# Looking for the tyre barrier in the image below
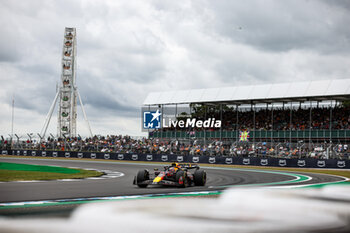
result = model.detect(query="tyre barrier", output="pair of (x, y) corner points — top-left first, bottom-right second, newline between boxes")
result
(2, 150), (350, 169)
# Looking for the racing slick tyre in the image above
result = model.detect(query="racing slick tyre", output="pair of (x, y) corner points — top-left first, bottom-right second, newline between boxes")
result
(175, 170), (187, 188)
(194, 169), (206, 186)
(136, 169), (149, 188)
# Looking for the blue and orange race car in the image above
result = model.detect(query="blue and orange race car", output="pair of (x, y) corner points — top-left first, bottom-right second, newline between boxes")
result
(133, 163), (206, 188)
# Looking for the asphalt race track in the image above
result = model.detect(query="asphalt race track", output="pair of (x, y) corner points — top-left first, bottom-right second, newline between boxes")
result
(0, 157), (346, 204)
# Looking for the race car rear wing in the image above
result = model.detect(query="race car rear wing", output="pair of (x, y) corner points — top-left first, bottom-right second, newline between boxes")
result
(180, 163), (200, 169)
(164, 163), (200, 170)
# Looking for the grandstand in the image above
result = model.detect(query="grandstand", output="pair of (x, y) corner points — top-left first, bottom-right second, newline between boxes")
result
(144, 79), (350, 145)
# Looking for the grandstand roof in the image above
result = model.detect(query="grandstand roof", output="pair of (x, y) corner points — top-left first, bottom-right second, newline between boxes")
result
(143, 79), (350, 105)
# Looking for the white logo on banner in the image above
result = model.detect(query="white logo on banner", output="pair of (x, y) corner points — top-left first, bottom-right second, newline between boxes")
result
(243, 158), (250, 165)
(91, 153), (96, 159)
(65, 152), (70, 158)
(53, 152), (58, 157)
(279, 159), (287, 167)
(161, 155), (168, 162)
(260, 159), (268, 166)
(192, 157), (199, 163)
(177, 156), (183, 162)
(297, 160), (306, 167)
(23, 151), (27, 156)
(317, 160), (326, 167)
(31, 151), (36, 156)
(225, 157), (233, 164)
(146, 155), (153, 161)
(118, 154), (124, 160)
(77, 153), (83, 158)
(42, 151), (46, 157)
(337, 161), (346, 168)
(209, 157), (216, 164)
(132, 154), (138, 160)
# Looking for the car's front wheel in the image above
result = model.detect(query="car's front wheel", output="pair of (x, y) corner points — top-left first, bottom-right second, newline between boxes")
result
(194, 169), (206, 186)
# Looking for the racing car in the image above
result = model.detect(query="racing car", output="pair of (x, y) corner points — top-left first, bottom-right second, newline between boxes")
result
(133, 162), (206, 188)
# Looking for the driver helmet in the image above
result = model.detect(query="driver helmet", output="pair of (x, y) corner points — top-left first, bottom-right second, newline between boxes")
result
(168, 167), (176, 176)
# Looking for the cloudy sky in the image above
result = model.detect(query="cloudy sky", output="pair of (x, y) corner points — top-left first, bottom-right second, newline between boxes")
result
(0, 0), (349, 138)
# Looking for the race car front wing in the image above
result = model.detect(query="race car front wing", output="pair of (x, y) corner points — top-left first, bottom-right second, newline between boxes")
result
(133, 177), (182, 187)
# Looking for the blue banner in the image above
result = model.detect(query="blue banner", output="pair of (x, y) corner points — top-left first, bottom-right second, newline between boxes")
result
(6, 150), (350, 169)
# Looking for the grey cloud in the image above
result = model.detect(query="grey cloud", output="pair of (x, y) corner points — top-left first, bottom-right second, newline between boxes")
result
(80, 91), (139, 118)
(77, 77), (139, 118)
(0, 42), (20, 62)
(206, 0), (350, 54)
(322, 0), (350, 11)
(10, 86), (57, 114)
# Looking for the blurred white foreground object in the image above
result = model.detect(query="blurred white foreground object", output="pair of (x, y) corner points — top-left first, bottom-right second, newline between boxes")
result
(1, 186), (350, 233)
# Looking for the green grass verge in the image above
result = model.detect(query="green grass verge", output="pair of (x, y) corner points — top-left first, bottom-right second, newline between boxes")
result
(0, 162), (103, 181)
(0, 162), (80, 174)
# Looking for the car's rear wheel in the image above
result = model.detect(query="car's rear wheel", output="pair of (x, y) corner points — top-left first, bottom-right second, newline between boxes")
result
(137, 169), (149, 188)
(176, 170), (187, 188)
(194, 169), (206, 186)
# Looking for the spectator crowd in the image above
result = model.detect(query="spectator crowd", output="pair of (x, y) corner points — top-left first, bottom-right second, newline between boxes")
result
(1, 105), (349, 159)
(4, 134), (350, 160)
(188, 105), (350, 131)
